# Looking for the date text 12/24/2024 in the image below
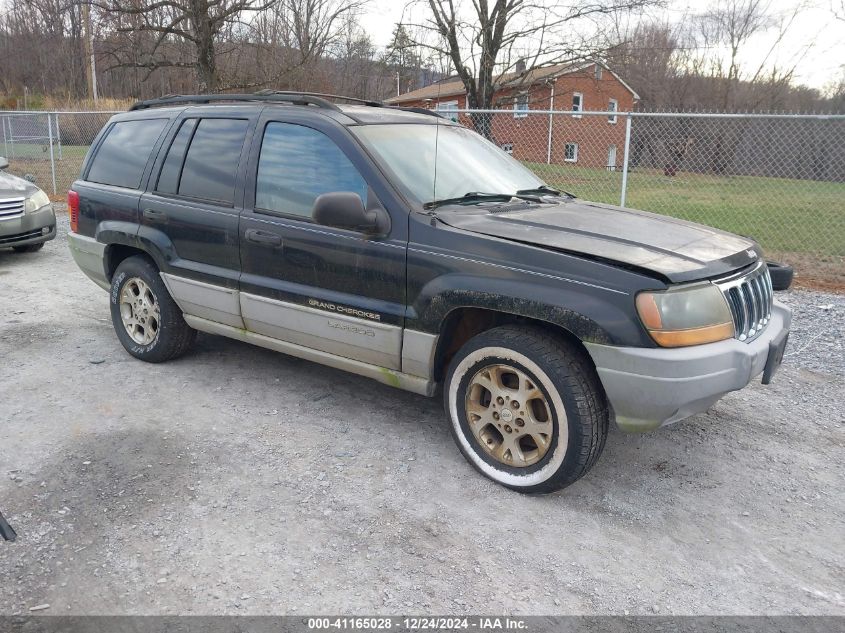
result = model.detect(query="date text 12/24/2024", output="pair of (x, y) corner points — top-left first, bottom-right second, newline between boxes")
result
(307, 617), (529, 630)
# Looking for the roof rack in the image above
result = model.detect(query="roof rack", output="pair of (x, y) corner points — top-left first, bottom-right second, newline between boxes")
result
(129, 91), (450, 122)
(389, 106), (446, 119)
(129, 91), (346, 111)
(254, 90), (385, 108)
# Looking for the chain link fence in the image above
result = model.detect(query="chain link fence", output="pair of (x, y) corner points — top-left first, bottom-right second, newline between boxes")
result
(1, 108), (843, 287)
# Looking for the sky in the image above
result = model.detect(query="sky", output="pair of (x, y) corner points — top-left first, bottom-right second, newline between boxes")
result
(357, 0), (845, 92)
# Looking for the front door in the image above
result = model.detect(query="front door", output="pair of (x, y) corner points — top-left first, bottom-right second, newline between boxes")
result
(238, 113), (407, 370)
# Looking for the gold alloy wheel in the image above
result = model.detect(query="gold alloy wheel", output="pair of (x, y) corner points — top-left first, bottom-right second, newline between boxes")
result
(465, 363), (554, 467)
(119, 277), (161, 346)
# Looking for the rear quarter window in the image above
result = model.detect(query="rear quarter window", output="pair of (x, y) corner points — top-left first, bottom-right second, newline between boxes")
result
(86, 119), (168, 189)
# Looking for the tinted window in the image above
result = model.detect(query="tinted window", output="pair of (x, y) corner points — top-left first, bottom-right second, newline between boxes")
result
(156, 118), (197, 194)
(179, 118), (249, 205)
(87, 119), (167, 189)
(256, 123), (367, 218)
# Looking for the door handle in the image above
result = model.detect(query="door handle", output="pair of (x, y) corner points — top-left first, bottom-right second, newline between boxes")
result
(245, 228), (282, 247)
(143, 208), (168, 223)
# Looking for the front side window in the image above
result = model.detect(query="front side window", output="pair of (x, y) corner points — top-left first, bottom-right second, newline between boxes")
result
(87, 118), (167, 189)
(255, 122), (367, 218)
(178, 118), (249, 205)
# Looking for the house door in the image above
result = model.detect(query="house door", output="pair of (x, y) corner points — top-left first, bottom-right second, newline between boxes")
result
(607, 145), (617, 171)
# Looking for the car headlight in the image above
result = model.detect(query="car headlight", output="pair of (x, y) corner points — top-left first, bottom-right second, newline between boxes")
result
(636, 283), (734, 347)
(24, 190), (51, 214)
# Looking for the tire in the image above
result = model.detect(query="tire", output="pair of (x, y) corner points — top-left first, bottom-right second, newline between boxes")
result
(109, 255), (196, 363)
(767, 261), (793, 291)
(444, 325), (608, 494)
(12, 242), (44, 253)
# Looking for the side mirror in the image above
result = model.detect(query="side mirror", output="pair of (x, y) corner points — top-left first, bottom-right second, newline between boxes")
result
(312, 190), (390, 235)
(0, 157), (8, 170)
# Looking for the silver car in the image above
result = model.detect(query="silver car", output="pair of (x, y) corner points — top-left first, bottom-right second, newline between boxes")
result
(0, 156), (56, 253)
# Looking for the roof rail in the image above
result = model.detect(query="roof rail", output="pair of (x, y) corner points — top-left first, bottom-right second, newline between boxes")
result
(129, 91), (345, 112)
(254, 90), (384, 108)
(389, 106), (446, 119)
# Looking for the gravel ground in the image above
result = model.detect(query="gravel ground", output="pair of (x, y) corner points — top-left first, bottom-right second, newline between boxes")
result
(1, 213), (843, 616)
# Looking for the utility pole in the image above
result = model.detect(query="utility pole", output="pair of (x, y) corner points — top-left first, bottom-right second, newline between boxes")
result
(396, 71), (400, 97)
(83, 2), (98, 101)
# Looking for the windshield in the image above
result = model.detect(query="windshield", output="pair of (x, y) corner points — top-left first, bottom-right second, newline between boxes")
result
(352, 123), (546, 207)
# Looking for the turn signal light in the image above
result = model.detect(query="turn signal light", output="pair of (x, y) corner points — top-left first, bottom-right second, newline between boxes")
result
(68, 190), (80, 233)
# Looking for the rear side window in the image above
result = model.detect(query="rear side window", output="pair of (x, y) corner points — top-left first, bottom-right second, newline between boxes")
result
(156, 118), (198, 195)
(255, 122), (367, 218)
(87, 119), (167, 189)
(177, 118), (249, 205)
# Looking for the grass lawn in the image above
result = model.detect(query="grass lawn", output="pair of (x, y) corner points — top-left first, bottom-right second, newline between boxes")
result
(3, 145), (842, 261)
(524, 162), (845, 258)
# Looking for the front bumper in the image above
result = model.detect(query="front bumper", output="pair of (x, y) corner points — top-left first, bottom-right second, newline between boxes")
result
(0, 205), (56, 248)
(585, 300), (792, 432)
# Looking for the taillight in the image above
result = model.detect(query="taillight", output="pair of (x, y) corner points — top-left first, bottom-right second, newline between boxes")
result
(68, 190), (80, 233)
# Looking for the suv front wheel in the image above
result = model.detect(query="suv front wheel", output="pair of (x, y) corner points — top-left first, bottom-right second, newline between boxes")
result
(110, 256), (196, 363)
(444, 326), (608, 493)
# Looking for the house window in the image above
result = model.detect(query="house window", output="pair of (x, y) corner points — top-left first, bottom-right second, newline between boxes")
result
(436, 100), (459, 120)
(595, 65), (603, 80)
(572, 93), (582, 118)
(565, 143), (578, 163)
(608, 98), (618, 124)
(501, 143), (514, 155)
(513, 93), (529, 118)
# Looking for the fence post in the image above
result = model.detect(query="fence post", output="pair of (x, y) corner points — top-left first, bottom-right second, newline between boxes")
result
(55, 113), (63, 160)
(47, 113), (57, 195)
(620, 113), (632, 207)
(5, 117), (13, 159)
(2, 115), (6, 158)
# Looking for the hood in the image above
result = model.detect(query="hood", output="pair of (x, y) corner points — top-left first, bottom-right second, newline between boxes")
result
(0, 170), (40, 198)
(435, 198), (761, 284)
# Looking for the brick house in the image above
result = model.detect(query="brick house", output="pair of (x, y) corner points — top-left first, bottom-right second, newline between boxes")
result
(384, 61), (639, 169)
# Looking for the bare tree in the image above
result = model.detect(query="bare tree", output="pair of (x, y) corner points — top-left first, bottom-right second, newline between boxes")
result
(408, 0), (656, 111)
(96, 0), (276, 92)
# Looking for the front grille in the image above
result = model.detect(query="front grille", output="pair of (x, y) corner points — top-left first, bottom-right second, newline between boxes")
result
(0, 197), (25, 220)
(715, 261), (773, 342)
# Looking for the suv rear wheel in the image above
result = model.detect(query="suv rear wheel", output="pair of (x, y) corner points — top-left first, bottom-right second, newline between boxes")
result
(444, 325), (608, 493)
(110, 256), (196, 363)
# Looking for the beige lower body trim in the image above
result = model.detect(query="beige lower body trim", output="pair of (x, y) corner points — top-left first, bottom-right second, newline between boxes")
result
(161, 273), (244, 329)
(67, 233), (110, 291)
(240, 292), (401, 370)
(183, 314), (435, 397)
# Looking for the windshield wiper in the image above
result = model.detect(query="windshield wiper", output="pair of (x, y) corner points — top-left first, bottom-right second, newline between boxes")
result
(424, 191), (540, 211)
(516, 185), (573, 198)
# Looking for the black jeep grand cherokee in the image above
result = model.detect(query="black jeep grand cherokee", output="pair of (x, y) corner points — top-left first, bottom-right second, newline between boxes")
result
(68, 92), (791, 493)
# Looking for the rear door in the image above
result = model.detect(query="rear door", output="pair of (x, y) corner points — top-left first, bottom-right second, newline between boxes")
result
(238, 112), (408, 370)
(76, 116), (170, 239)
(139, 109), (257, 327)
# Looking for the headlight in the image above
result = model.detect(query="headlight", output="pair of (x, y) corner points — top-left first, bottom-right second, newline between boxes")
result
(636, 283), (734, 347)
(24, 190), (51, 214)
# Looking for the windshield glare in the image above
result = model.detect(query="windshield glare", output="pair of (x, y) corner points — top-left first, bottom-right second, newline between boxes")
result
(352, 123), (545, 207)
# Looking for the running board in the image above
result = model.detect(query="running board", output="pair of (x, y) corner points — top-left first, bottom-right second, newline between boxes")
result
(183, 314), (436, 397)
